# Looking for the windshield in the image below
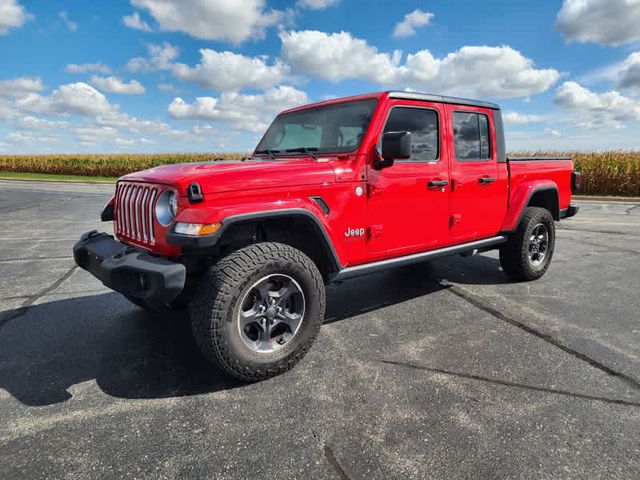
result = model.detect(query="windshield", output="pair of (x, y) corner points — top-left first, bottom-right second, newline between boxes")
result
(255, 99), (378, 156)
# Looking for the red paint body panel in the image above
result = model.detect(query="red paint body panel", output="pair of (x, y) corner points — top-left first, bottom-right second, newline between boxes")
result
(114, 91), (575, 269)
(501, 159), (574, 232)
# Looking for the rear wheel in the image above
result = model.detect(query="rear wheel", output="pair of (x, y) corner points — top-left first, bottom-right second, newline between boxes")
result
(500, 207), (555, 281)
(190, 242), (325, 381)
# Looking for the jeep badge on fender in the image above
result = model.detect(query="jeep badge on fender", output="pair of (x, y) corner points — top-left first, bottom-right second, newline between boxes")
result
(73, 91), (579, 382)
(344, 227), (365, 238)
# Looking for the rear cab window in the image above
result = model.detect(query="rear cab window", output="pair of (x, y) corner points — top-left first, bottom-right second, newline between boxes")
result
(453, 111), (491, 161)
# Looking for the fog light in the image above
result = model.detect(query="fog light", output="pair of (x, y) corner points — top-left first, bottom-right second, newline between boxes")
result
(174, 222), (221, 236)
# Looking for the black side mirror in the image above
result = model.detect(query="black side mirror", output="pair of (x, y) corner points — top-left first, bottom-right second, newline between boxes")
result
(375, 131), (411, 169)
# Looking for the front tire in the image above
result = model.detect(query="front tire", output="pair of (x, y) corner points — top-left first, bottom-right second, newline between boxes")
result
(500, 207), (555, 281)
(190, 242), (325, 381)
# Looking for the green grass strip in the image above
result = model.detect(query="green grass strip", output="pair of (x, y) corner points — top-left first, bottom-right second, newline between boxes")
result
(0, 171), (117, 183)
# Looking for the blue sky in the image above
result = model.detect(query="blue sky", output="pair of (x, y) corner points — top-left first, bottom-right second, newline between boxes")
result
(1, 0), (640, 154)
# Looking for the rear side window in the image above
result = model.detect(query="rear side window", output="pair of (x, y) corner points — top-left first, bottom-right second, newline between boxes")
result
(383, 107), (439, 162)
(453, 112), (491, 161)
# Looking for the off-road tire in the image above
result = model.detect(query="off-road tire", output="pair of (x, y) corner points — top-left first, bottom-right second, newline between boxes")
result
(190, 242), (325, 381)
(500, 207), (555, 281)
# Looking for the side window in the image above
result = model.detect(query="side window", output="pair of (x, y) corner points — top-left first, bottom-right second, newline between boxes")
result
(383, 107), (439, 162)
(453, 111), (491, 161)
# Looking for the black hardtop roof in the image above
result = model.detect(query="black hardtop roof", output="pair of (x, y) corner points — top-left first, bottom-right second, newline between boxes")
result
(387, 91), (500, 110)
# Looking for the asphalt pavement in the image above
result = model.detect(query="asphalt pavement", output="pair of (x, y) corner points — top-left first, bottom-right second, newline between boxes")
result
(1, 179), (639, 479)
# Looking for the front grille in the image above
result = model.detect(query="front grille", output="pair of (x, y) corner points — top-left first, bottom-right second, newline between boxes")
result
(115, 182), (159, 246)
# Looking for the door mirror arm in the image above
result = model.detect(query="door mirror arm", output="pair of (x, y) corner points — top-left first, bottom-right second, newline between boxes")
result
(374, 131), (412, 170)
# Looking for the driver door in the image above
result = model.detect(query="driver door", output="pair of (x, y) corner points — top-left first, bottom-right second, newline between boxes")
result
(366, 101), (451, 255)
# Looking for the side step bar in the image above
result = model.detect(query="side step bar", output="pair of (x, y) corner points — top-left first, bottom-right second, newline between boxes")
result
(331, 236), (507, 282)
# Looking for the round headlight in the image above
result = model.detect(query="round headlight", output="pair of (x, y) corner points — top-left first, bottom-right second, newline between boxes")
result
(155, 189), (177, 226)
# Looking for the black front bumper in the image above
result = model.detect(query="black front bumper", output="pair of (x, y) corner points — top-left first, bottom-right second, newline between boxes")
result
(73, 231), (186, 309)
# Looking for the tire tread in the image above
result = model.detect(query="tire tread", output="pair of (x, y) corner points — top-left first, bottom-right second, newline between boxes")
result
(190, 242), (325, 381)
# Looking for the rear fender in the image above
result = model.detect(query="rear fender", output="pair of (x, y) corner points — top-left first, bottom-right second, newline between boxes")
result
(501, 180), (559, 232)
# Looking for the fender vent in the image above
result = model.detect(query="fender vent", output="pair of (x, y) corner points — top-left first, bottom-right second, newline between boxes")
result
(310, 196), (330, 216)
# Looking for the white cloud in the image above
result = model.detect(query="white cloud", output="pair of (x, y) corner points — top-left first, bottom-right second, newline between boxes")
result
(90, 76), (145, 95)
(0, 101), (15, 120)
(297, 0), (339, 10)
(59, 11), (78, 31)
(115, 137), (153, 147)
(280, 30), (559, 98)
(95, 111), (171, 134)
(168, 85), (308, 132)
(280, 30), (402, 84)
(15, 82), (115, 116)
(65, 63), (111, 74)
(556, 0), (640, 46)
(503, 112), (544, 125)
(172, 49), (288, 91)
(157, 83), (176, 93)
(393, 9), (433, 38)
(554, 81), (640, 128)
(73, 126), (118, 143)
(18, 115), (68, 130)
(122, 11), (152, 32)
(127, 43), (287, 92)
(0, 76), (43, 98)
(615, 52), (640, 93)
(7, 131), (59, 144)
(545, 128), (562, 138)
(128, 0), (286, 43)
(127, 42), (179, 72)
(0, 0), (31, 35)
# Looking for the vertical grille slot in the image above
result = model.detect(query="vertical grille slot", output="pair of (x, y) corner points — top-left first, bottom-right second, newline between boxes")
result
(148, 188), (157, 244)
(114, 182), (159, 247)
(141, 187), (149, 242)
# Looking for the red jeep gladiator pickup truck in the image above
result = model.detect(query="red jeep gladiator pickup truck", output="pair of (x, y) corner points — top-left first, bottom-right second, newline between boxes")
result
(74, 91), (580, 381)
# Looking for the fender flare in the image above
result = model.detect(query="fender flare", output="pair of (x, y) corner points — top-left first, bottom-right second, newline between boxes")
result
(501, 183), (559, 233)
(167, 207), (343, 271)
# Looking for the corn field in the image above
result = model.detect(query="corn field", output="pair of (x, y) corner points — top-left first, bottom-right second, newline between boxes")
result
(0, 153), (248, 178)
(512, 152), (640, 196)
(0, 151), (639, 196)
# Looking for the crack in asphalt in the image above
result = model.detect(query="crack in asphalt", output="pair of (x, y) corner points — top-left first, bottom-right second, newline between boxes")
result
(379, 360), (640, 408)
(323, 444), (351, 480)
(0, 265), (78, 330)
(442, 284), (640, 392)
(625, 205), (640, 215)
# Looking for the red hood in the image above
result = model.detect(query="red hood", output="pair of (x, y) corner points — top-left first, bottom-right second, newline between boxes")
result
(120, 158), (337, 195)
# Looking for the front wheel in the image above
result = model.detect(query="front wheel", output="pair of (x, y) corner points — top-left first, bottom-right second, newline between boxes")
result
(500, 207), (556, 281)
(190, 242), (325, 381)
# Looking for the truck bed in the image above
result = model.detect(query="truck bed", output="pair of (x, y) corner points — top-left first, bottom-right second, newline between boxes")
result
(504, 156), (575, 227)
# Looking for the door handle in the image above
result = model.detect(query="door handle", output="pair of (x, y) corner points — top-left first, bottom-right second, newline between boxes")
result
(478, 177), (496, 185)
(428, 180), (449, 189)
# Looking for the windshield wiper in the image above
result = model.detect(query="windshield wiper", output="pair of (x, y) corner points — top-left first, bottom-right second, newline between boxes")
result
(285, 147), (319, 160)
(254, 149), (281, 160)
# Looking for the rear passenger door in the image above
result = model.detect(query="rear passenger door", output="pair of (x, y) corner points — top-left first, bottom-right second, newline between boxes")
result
(448, 107), (505, 241)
